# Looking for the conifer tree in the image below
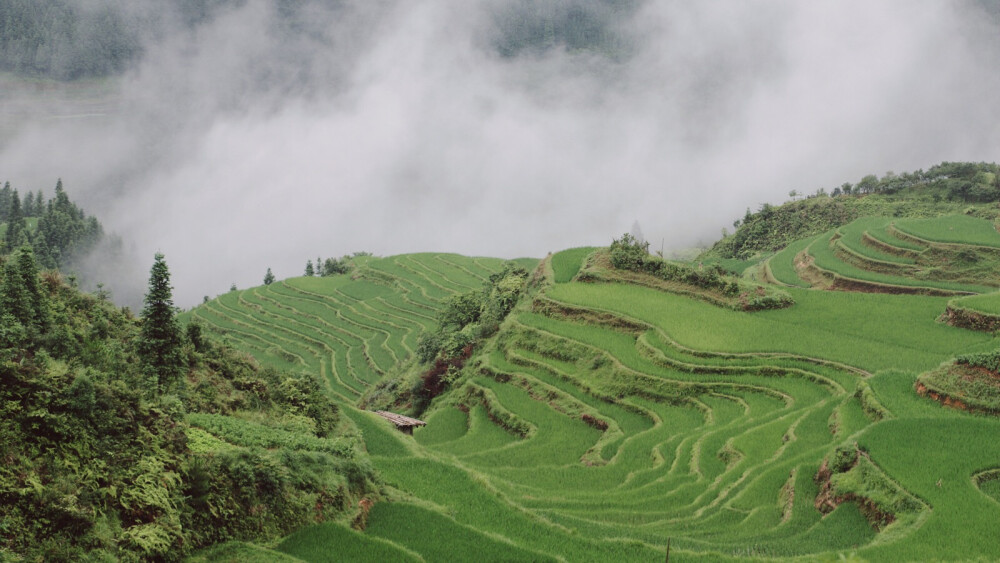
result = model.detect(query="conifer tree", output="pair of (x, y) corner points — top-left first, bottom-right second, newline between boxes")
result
(304, 260), (314, 277)
(138, 253), (184, 393)
(3, 190), (27, 251)
(21, 190), (34, 216)
(16, 248), (48, 331)
(54, 179), (71, 215)
(0, 258), (31, 328)
(0, 247), (47, 336)
(0, 182), (11, 221)
(264, 267), (275, 285)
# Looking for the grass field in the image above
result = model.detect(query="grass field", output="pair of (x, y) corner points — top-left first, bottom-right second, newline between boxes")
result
(189, 249), (1000, 561)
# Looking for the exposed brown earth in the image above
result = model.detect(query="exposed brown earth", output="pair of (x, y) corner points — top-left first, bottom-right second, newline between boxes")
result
(943, 306), (1000, 332)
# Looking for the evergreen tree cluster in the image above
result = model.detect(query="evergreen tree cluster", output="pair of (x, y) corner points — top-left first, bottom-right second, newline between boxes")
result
(0, 252), (372, 560)
(303, 251), (373, 278)
(0, 179), (105, 270)
(1, 0), (639, 81)
(490, 0), (637, 59)
(0, 248), (50, 348)
(0, 0), (140, 79)
(824, 162), (1000, 200)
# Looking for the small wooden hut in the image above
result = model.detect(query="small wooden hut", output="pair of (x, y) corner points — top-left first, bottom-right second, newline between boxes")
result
(373, 411), (427, 435)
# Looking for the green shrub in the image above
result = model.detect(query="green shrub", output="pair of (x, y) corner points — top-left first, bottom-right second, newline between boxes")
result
(609, 233), (650, 270)
(956, 349), (1000, 373)
(416, 332), (442, 364)
(831, 445), (858, 473)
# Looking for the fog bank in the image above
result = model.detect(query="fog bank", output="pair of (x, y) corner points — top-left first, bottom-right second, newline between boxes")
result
(1, 0), (999, 306)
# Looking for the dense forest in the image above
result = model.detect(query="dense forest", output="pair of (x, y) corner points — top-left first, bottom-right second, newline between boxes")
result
(0, 0), (140, 79)
(0, 0), (638, 80)
(489, 0), (637, 58)
(0, 180), (107, 272)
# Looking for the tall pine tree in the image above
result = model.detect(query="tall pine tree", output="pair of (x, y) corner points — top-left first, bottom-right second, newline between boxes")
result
(138, 253), (184, 393)
(16, 247), (48, 332)
(0, 182), (11, 221)
(3, 189), (27, 252)
(0, 247), (48, 343)
(0, 256), (31, 328)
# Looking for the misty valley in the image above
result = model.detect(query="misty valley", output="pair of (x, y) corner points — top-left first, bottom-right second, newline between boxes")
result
(3, 1), (1000, 562)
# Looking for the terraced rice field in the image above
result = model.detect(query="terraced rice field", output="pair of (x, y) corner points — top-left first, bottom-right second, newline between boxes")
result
(835, 217), (916, 265)
(189, 250), (1000, 561)
(809, 230), (991, 293)
(767, 216), (1000, 295)
(765, 234), (822, 287)
(949, 292), (1000, 316)
(894, 215), (1000, 248)
(551, 247), (597, 283)
(185, 254), (520, 402)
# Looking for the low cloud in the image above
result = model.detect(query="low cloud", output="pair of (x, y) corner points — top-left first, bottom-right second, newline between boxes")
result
(1, 0), (998, 306)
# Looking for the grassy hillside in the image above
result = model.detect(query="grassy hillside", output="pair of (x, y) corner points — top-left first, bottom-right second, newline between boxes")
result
(709, 162), (1000, 261)
(188, 245), (1000, 561)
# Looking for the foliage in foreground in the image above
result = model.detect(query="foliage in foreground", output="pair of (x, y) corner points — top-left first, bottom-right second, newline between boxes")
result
(0, 252), (373, 561)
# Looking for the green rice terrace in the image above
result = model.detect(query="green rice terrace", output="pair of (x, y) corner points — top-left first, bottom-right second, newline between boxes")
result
(183, 227), (1000, 561)
(764, 215), (1000, 295)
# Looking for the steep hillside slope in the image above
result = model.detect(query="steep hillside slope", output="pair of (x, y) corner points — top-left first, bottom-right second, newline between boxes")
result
(0, 250), (373, 561)
(190, 247), (1000, 561)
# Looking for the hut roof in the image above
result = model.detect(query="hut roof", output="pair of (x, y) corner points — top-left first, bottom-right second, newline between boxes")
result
(374, 410), (427, 428)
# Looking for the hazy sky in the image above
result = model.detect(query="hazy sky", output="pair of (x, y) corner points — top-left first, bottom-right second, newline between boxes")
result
(1, 0), (999, 306)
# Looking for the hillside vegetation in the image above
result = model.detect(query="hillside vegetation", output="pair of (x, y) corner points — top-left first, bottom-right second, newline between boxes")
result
(187, 230), (1000, 560)
(0, 250), (374, 561)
